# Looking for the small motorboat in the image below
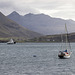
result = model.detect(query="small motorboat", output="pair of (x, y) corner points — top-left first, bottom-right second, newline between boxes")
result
(7, 38), (16, 44)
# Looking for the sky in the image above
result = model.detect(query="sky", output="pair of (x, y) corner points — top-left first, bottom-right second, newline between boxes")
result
(0, 0), (75, 20)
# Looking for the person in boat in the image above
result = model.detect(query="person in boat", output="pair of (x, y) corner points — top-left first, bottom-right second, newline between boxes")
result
(64, 50), (67, 52)
(59, 50), (68, 54)
(59, 50), (67, 53)
(63, 49), (68, 54)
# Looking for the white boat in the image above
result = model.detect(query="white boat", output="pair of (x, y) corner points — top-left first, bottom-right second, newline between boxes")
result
(58, 50), (72, 59)
(7, 38), (16, 44)
(58, 24), (72, 59)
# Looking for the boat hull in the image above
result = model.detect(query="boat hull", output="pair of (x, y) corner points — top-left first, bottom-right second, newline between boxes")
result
(7, 42), (15, 44)
(58, 52), (70, 59)
(58, 54), (70, 59)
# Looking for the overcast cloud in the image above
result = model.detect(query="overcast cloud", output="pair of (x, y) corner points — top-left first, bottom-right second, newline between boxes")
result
(0, 0), (75, 20)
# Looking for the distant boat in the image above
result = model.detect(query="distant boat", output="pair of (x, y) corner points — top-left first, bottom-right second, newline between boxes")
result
(58, 24), (72, 59)
(7, 38), (16, 44)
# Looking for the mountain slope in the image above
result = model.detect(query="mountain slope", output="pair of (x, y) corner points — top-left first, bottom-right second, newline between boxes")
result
(7, 11), (75, 35)
(0, 12), (41, 39)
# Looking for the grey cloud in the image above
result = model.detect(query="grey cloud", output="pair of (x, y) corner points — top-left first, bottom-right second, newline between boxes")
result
(0, 1), (14, 8)
(27, 0), (65, 10)
(0, 0), (75, 20)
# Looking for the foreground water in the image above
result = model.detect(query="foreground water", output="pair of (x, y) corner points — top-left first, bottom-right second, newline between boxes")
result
(0, 43), (75, 75)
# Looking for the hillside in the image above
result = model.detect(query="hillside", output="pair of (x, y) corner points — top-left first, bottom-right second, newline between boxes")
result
(0, 12), (42, 40)
(7, 11), (75, 35)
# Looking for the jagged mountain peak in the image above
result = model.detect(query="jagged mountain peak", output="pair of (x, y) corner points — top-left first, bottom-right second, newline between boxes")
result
(24, 13), (51, 17)
(8, 11), (20, 16)
(24, 13), (35, 17)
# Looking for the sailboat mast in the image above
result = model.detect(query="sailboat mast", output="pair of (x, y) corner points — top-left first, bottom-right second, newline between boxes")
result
(61, 33), (63, 51)
(65, 23), (71, 52)
(65, 24), (68, 44)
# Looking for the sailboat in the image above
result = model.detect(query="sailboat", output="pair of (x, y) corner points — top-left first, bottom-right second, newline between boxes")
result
(58, 24), (72, 59)
(7, 38), (16, 44)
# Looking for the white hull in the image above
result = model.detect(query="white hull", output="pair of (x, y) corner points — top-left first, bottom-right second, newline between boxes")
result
(64, 55), (70, 59)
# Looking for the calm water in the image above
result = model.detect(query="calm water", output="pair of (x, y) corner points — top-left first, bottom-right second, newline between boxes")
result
(0, 43), (75, 75)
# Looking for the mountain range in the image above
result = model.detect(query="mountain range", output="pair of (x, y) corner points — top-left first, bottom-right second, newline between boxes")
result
(7, 11), (75, 35)
(0, 12), (41, 39)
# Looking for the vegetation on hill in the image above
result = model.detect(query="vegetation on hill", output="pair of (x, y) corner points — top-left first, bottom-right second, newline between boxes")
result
(28, 33), (75, 42)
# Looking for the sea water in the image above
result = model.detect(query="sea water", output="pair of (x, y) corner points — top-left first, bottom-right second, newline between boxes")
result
(0, 43), (75, 75)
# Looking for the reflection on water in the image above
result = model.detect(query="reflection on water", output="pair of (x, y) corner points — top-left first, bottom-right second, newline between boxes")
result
(0, 43), (75, 75)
